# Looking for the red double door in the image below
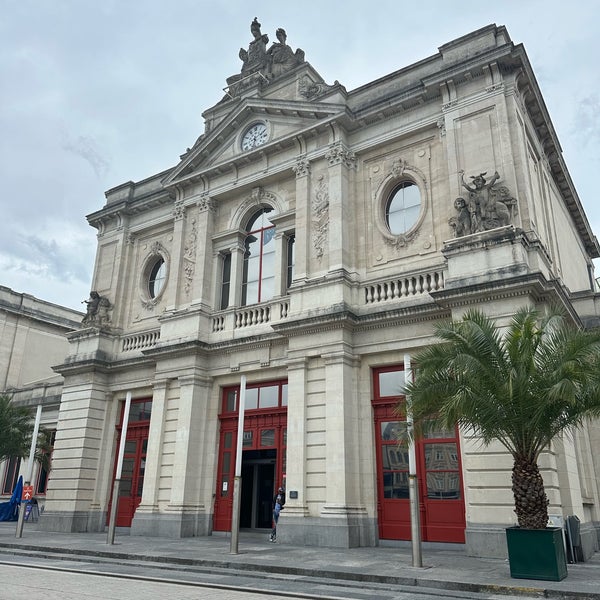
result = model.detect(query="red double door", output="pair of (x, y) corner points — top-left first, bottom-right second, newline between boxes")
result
(373, 400), (466, 543)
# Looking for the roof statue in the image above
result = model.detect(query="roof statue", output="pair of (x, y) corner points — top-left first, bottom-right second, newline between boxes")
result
(226, 18), (305, 97)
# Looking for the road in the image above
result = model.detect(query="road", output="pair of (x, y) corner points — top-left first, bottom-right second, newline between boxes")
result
(0, 554), (533, 600)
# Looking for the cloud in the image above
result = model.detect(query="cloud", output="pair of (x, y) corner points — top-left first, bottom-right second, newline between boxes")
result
(61, 133), (110, 178)
(573, 94), (600, 147)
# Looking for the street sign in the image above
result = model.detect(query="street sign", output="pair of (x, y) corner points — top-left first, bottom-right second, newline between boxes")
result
(22, 485), (34, 501)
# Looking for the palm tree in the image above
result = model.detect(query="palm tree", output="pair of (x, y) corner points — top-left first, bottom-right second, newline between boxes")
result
(0, 395), (33, 462)
(405, 308), (600, 529)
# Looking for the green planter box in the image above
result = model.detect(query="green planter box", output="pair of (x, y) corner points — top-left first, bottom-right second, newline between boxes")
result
(505, 526), (567, 581)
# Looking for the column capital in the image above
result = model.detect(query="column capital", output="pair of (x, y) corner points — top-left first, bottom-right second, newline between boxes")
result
(325, 142), (357, 170)
(292, 155), (311, 178)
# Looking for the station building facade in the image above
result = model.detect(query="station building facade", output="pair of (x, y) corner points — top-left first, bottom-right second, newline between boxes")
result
(40, 22), (600, 558)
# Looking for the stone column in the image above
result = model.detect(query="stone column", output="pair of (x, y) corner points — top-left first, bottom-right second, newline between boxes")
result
(190, 193), (218, 310)
(292, 155), (311, 281)
(229, 240), (245, 307)
(130, 379), (169, 536)
(39, 373), (112, 533)
(320, 348), (375, 547)
(325, 142), (356, 273)
(163, 372), (216, 537)
(165, 199), (187, 311)
(280, 358), (309, 522)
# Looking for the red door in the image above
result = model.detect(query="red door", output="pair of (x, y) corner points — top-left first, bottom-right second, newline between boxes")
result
(213, 381), (288, 532)
(373, 366), (466, 543)
(108, 398), (151, 527)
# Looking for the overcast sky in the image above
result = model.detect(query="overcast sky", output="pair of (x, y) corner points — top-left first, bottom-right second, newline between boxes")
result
(1, 1), (599, 311)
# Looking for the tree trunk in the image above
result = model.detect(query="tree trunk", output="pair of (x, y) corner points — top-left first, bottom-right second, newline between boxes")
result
(511, 455), (549, 529)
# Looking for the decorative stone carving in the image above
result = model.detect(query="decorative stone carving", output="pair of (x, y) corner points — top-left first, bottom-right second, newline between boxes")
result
(183, 217), (197, 297)
(226, 18), (305, 97)
(449, 170), (517, 237)
(298, 75), (342, 100)
(197, 193), (217, 213)
(391, 158), (406, 178)
(312, 175), (329, 260)
(325, 143), (357, 169)
(81, 291), (112, 327)
(172, 200), (185, 221)
(292, 155), (310, 178)
(267, 28), (305, 79)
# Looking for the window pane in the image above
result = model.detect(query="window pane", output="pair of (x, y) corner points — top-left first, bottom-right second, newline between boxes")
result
(245, 388), (258, 410)
(282, 384), (288, 406)
(261, 429), (275, 446)
(425, 443), (458, 470)
(380, 421), (405, 441)
(225, 390), (237, 412)
(222, 452), (230, 474)
(243, 430), (253, 447)
(220, 253), (231, 310)
(224, 431), (233, 448)
(426, 472), (461, 499)
(383, 471), (409, 499)
(149, 259), (166, 298)
(124, 440), (137, 454)
(382, 445), (409, 470)
(259, 385), (278, 408)
(378, 370), (405, 397)
(386, 182), (421, 235)
(287, 236), (295, 289)
(260, 276), (274, 301)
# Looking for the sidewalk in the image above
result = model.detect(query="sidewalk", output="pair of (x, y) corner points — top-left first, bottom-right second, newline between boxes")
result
(1, 522), (599, 599)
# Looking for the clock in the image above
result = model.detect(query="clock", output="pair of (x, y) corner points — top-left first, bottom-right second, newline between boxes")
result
(241, 122), (268, 151)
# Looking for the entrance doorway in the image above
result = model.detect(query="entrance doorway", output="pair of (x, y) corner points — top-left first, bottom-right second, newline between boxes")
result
(213, 380), (287, 532)
(372, 366), (466, 543)
(240, 449), (276, 529)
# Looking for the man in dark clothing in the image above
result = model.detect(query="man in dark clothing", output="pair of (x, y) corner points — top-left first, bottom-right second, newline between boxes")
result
(269, 486), (285, 542)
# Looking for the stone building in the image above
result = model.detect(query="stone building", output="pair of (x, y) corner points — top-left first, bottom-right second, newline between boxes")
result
(41, 22), (600, 558)
(0, 286), (81, 503)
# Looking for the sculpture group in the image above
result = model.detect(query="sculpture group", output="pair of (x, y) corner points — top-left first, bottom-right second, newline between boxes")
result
(450, 170), (516, 237)
(81, 291), (111, 326)
(227, 18), (305, 94)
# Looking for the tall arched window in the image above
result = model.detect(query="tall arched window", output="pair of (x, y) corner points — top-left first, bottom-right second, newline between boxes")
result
(242, 208), (275, 305)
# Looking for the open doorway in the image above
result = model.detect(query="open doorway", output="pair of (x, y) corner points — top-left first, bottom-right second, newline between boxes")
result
(240, 449), (275, 529)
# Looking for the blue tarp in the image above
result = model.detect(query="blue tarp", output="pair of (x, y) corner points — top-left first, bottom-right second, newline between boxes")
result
(0, 475), (22, 522)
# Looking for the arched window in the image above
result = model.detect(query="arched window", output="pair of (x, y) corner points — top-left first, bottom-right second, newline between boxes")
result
(242, 208), (275, 305)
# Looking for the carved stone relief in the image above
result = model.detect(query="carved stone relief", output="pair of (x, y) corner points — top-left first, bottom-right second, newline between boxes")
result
(172, 200), (185, 221)
(183, 217), (198, 297)
(449, 170), (517, 238)
(298, 75), (342, 100)
(312, 175), (329, 260)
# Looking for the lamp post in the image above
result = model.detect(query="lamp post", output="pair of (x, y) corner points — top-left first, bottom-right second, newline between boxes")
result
(405, 353), (422, 567)
(107, 391), (132, 544)
(230, 375), (246, 554)
(16, 404), (42, 538)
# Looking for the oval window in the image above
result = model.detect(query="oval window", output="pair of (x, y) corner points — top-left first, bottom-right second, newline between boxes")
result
(386, 181), (421, 235)
(148, 258), (167, 298)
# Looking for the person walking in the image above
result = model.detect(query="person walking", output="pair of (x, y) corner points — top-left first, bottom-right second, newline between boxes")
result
(269, 486), (285, 542)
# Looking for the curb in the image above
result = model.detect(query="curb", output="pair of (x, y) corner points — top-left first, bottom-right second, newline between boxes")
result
(1, 541), (598, 600)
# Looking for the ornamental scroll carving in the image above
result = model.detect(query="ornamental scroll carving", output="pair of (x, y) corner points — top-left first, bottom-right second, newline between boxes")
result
(312, 175), (329, 260)
(183, 217), (198, 297)
(449, 170), (517, 237)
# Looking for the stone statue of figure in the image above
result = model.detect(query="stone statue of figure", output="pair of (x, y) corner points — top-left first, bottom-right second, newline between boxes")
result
(267, 28), (305, 78)
(240, 17), (269, 75)
(82, 291), (111, 326)
(458, 170), (512, 234)
(449, 197), (472, 238)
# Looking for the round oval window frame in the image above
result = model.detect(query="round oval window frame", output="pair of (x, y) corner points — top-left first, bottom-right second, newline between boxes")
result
(140, 245), (170, 307)
(374, 171), (427, 245)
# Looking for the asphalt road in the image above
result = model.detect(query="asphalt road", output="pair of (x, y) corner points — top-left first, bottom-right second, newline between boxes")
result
(0, 553), (534, 600)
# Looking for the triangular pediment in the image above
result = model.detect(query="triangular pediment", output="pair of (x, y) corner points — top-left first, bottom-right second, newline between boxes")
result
(164, 67), (347, 187)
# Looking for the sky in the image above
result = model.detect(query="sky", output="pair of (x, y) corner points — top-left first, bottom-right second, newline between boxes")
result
(1, 1), (599, 311)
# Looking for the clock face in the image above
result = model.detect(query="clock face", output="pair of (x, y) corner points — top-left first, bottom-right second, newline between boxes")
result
(241, 123), (268, 151)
